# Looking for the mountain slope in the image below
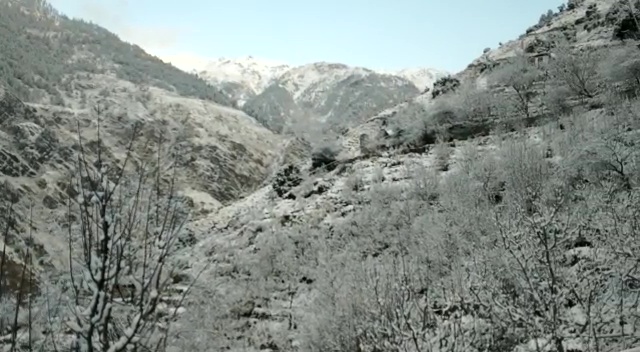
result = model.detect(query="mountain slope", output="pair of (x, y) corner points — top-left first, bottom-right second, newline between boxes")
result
(0, 0), (285, 277)
(196, 56), (292, 109)
(0, 0), (230, 105)
(372, 0), (638, 144)
(242, 62), (421, 132)
(198, 56), (290, 96)
(459, 0), (627, 82)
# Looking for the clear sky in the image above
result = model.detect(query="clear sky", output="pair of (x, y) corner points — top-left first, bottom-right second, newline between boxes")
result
(48, 0), (565, 73)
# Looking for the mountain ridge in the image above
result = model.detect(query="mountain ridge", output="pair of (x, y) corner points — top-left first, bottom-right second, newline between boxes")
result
(198, 55), (448, 96)
(197, 57), (446, 132)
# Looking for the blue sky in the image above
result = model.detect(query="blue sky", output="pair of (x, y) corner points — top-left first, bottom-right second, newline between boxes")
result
(48, 0), (565, 73)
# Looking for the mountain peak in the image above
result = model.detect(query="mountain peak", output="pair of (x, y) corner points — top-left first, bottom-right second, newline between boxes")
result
(199, 56), (291, 93)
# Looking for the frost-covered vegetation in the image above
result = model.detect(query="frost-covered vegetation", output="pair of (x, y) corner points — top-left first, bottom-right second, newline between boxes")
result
(0, 0), (229, 105)
(1, 117), (195, 351)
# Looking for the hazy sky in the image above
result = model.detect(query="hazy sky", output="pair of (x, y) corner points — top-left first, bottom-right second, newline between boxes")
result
(48, 0), (565, 73)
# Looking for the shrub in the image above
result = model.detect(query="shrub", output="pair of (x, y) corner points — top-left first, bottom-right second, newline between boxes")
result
(431, 76), (461, 98)
(567, 0), (584, 11)
(449, 83), (496, 121)
(601, 45), (640, 97)
(389, 83), (496, 149)
(610, 0), (640, 41)
(543, 84), (574, 116)
(386, 101), (434, 148)
(538, 9), (555, 26)
(273, 164), (303, 199)
(311, 145), (339, 171)
(0, 107), (195, 351)
(433, 140), (453, 171)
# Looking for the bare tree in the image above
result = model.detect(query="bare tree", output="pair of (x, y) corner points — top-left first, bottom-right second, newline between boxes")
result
(451, 83), (496, 121)
(549, 43), (602, 100)
(0, 199), (42, 352)
(63, 108), (193, 352)
(490, 52), (542, 119)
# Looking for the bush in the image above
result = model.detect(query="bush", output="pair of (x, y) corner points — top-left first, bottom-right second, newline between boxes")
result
(567, 0), (584, 11)
(272, 164), (303, 199)
(601, 45), (640, 97)
(609, 0), (640, 41)
(0, 108), (195, 351)
(431, 76), (461, 98)
(614, 15), (640, 40)
(389, 82), (496, 149)
(449, 83), (496, 121)
(433, 140), (453, 171)
(538, 9), (555, 26)
(311, 145), (339, 171)
(543, 85), (574, 116)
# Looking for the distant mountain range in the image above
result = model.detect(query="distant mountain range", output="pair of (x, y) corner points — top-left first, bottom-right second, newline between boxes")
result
(196, 56), (448, 132)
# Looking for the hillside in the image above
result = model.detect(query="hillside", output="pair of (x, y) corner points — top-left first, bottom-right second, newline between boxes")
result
(370, 0), (640, 151)
(458, 0), (627, 82)
(0, 0), (285, 208)
(0, 0), (284, 314)
(0, 0), (230, 106)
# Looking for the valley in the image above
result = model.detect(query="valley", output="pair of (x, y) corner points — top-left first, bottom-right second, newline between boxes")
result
(2, 0), (640, 351)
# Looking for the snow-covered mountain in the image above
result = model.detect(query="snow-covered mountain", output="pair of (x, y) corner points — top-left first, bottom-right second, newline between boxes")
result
(242, 62), (421, 132)
(196, 57), (448, 131)
(195, 56), (291, 108)
(198, 56), (446, 131)
(199, 57), (447, 96)
(199, 56), (291, 93)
